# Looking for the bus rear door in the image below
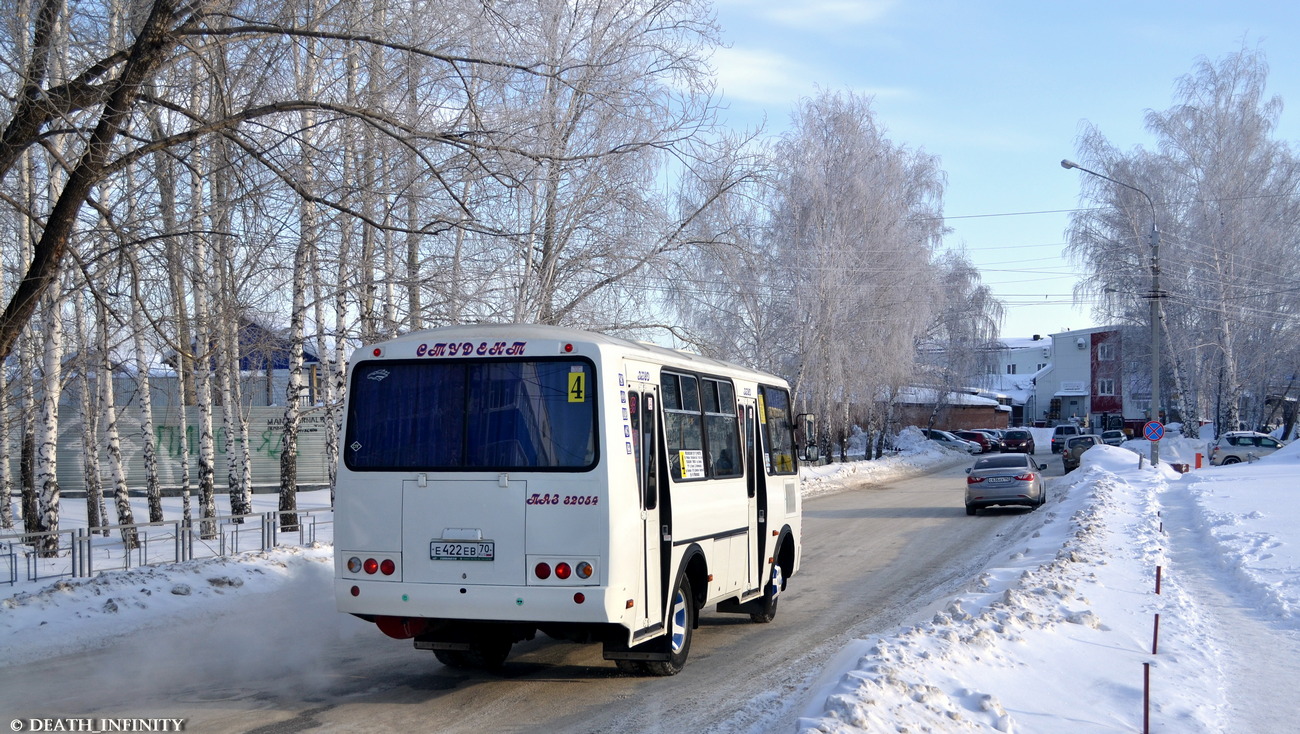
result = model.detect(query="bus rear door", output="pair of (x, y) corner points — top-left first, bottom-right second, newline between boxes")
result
(401, 476), (529, 586)
(628, 378), (664, 639)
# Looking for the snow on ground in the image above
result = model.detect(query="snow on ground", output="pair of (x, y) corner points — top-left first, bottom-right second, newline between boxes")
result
(797, 435), (1300, 733)
(3, 430), (1299, 733)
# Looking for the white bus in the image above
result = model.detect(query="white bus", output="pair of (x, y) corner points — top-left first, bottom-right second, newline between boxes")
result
(334, 324), (806, 675)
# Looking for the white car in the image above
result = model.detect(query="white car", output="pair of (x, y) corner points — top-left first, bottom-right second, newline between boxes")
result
(1209, 431), (1286, 465)
(921, 428), (980, 454)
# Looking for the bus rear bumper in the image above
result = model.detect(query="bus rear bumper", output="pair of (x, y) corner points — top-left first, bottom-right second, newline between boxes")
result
(336, 579), (628, 626)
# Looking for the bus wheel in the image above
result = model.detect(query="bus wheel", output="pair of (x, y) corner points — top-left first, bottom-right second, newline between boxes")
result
(643, 577), (695, 676)
(467, 639), (512, 670)
(750, 563), (782, 623)
(614, 659), (648, 675)
(433, 650), (471, 669)
(433, 640), (511, 670)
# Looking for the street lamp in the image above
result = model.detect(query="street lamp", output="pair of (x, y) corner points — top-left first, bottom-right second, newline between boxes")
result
(1061, 159), (1163, 465)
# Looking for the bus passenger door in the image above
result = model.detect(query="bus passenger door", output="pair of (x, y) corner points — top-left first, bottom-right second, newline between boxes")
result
(742, 399), (765, 594)
(629, 383), (663, 634)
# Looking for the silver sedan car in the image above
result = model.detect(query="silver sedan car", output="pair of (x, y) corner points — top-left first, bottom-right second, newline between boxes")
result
(964, 453), (1048, 515)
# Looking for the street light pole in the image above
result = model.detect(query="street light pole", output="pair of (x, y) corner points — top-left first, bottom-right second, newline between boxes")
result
(1061, 159), (1162, 465)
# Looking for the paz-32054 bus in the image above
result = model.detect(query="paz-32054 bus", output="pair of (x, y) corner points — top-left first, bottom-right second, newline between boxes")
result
(334, 324), (805, 675)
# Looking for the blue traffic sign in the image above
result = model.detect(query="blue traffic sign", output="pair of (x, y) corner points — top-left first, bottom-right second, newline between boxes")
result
(1143, 421), (1164, 442)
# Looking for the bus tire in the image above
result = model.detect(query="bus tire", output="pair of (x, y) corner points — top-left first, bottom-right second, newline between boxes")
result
(434, 640), (511, 670)
(750, 563), (782, 623)
(614, 659), (648, 675)
(643, 577), (695, 676)
(467, 639), (512, 670)
(433, 650), (470, 669)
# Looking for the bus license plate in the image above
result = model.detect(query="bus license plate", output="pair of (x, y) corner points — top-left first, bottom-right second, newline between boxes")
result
(431, 541), (495, 561)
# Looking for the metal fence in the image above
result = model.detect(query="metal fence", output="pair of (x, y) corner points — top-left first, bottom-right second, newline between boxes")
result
(0, 508), (333, 587)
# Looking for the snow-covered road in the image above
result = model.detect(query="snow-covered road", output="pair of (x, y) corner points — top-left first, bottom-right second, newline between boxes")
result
(4, 432), (1299, 733)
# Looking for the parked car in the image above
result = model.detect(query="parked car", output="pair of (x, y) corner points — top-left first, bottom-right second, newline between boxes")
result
(1062, 434), (1102, 472)
(1209, 431), (1286, 465)
(1051, 424), (1082, 453)
(964, 453), (1049, 515)
(973, 429), (1005, 451)
(920, 428), (980, 454)
(1001, 428), (1036, 454)
(1101, 429), (1126, 447)
(954, 430), (993, 453)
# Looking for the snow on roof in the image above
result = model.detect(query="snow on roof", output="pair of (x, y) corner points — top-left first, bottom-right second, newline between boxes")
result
(894, 386), (1000, 407)
(996, 336), (1053, 350)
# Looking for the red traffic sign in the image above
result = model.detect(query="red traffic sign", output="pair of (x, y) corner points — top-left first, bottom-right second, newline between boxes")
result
(1143, 421), (1164, 441)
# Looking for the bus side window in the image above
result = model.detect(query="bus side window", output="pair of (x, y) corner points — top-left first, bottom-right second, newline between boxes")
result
(760, 385), (797, 475)
(745, 404), (756, 497)
(630, 391), (643, 498)
(663, 373), (704, 481)
(643, 393), (657, 509)
(703, 378), (741, 478)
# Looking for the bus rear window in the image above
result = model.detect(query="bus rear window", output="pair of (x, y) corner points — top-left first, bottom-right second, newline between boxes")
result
(344, 359), (597, 471)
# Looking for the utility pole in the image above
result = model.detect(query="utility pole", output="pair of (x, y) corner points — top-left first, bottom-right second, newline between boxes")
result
(1061, 160), (1162, 464)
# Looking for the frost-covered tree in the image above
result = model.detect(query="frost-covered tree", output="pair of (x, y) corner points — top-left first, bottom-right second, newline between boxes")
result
(1067, 47), (1300, 434)
(917, 252), (1005, 401)
(764, 90), (946, 451)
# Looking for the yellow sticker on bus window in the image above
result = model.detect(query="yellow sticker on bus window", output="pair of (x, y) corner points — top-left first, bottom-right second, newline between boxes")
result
(568, 372), (586, 402)
(758, 394), (767, 424)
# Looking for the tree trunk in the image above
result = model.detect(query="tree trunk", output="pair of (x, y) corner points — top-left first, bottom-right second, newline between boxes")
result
(75, 293), (105, 534)
(98, 299), (138, 549)
(280, 214), (312, 533)
(129, 254), (164, 522)
(35, 288), (61, 556)
(0, 362), (11, 530)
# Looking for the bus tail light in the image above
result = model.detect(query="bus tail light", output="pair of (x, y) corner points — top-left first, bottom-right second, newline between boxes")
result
(529, 557), (597, 585)
(345, 554), (398, 578)
(573, 593), (585, 604)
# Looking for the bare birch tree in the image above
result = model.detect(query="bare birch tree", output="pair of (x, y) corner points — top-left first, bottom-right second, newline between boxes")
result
(1067, 47), (1300, 434)
(764, 90), (946, 443)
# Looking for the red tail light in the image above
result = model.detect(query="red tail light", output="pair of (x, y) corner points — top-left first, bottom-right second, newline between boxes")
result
(535, 562), (552, 579)
(380, 559), (396, 576)
(555, 562), (572, 580)
(363, 558), (379, 574)
(1014, 473), (1036, 481)
(967, 475), (985, 484)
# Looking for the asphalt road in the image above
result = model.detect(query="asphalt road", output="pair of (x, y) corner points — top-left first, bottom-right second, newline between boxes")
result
(0, 450), (1059, 733)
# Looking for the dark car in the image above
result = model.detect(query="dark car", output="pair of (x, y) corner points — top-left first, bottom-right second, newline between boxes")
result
(1062, 434), (1101, 472)
(965, 453), (1049, 515)
(954, 431), (993, 454)
(1002, 428), (1035, 454)
(973, 429), (1005, 451)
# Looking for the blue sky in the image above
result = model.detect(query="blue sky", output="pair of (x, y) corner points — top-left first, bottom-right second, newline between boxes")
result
(708, 0), (1300, 338)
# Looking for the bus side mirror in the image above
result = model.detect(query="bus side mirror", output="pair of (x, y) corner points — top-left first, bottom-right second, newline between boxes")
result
(797, 413), (818, 462)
